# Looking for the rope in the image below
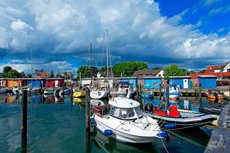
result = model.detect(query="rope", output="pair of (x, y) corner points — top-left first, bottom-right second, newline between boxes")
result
(161, 137), (169, 153)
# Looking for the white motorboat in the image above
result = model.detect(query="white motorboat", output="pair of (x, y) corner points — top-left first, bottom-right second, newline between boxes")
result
(163, 85), (180, 99)
(54, 87), (70, 96)
(12, 86), (23, 95)
(91, 97), (165, 143)
(44, 88), (54, 94)
(27, 87), (40, 94)
(0, 86), (8, 94)
(90, 83), (109, 99)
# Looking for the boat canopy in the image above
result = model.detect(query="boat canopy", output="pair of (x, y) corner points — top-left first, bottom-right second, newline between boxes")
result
(118, 81), (129, 84)
(109, 97), (140, 108)
(110, 106), (142, 120)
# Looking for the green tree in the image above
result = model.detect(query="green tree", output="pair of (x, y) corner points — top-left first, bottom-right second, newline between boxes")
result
(199, 69), (206, 73)
(163, 63), (188, 80)
(7, 69), (22, 78)
(3, 66), (12, 77)
(55, 73), (62, 78)
(189, 70), (196, 74)
(152, 67), (162, 70)
(113, 61), (148, 77)
(77, 66), (90, 80)
(50, 70), (55, 78)
(27, 74), (32, 78)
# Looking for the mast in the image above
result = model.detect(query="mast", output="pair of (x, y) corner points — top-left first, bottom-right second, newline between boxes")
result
(90, 43), (92, 84)
(31, 48), (33, 78)
(106, 30), (109, 80)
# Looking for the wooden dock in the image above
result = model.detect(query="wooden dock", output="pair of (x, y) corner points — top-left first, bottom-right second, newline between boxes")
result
(204, 105), (230, 153)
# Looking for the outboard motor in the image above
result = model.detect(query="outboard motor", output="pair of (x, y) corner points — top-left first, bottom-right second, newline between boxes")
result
(145, 103), (153, 111)
(214, 92), (218, 101)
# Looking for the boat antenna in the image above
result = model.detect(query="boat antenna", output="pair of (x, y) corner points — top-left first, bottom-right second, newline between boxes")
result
(90, 43), (92, 84)
(106, 30), (109, 80)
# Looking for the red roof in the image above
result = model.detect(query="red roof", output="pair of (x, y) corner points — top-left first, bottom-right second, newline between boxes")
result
(205, 66), (216, 73)
(189, 72), (230, 78)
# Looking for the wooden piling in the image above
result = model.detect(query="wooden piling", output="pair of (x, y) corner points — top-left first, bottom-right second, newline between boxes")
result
(159, 84), (162, 99)
(71, 83), (73, 97)
(53, 84), (55, 92)
(136, 85), (138, 100)
(166, 85), (169, 109)
(21, 90), (27, 152)
(85, 90), (90, 133)
(199, 84), (201, 99)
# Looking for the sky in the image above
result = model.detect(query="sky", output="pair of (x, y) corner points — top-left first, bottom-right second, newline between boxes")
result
(0, 0), (230, 77)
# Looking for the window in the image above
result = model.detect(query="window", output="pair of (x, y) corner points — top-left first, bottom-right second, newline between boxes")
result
(210, 71), (214, 73)
(146, 74), (150, 77)
(139, 74), (143, 77)
(227, 69), (230, 72)
(110, 106), (137, 119)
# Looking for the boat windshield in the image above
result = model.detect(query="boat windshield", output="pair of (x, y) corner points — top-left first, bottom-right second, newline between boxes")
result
(110, 106), (137, 120)
(134, 107), (143, 118)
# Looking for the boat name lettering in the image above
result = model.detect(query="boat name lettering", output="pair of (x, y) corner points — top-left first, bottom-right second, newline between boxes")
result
(120, 127), (130, 132)
(155, 115), (163, 119)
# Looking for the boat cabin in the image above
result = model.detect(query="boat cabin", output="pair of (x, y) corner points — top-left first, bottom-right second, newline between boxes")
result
(168, 85), (179, 93)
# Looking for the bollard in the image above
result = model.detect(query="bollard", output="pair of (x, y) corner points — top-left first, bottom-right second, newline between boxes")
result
(199, 84), (201, 99)
(159, 84), (162, 99)
(21, 90), (27, 152)
(166, 85), (169, 109)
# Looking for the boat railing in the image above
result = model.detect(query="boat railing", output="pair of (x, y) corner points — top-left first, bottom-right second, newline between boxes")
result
(91, 104), (111, 112)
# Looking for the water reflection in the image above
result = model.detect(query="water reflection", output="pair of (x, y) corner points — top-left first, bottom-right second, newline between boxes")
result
(164, 127), (210, 148)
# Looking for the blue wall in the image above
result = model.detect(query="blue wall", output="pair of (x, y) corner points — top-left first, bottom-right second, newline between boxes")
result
(198, 77), (216, 89)
(169, 78), (191, 89)
(27, 79), (47, 87)
(143, 78), (162, 88)
(119, 78), (138, 88)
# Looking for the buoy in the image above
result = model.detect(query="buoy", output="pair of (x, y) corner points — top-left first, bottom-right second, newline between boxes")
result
(91, 118), (95, 124)
(104, 129), (112, 135)
(157, 132), (167, 137)
(164, 124), (176, 128)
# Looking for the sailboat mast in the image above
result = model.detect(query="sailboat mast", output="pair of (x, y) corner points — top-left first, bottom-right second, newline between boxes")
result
(106, 30), (109, 80)
(31, 48), (33, 78)
(90, 43), (92, 84)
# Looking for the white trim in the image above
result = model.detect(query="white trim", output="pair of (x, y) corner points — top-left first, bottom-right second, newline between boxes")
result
(223, 63), (230, 72)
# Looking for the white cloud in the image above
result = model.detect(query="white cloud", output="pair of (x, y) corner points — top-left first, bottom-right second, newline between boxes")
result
(218, 28), (225, 32)
(204, 0), (219, 5)
(10, 19), (34, 31)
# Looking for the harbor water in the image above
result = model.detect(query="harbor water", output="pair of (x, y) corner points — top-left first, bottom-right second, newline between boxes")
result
(0, 94), (217, 153)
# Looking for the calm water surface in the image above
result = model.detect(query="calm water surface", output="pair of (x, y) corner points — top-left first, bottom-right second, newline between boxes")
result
(0, 94), (216, 153)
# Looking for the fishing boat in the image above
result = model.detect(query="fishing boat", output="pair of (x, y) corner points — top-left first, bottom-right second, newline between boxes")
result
(143, 103), (216, 127)
(0, 86), (8, 94)
(205, 89), (223, 100)
(163, 85), (180, 99)
(73, 87), (87, 98)
(91, 97), (166, 143)
(54, 87), (71, 96)
(141, 85), (154, 98)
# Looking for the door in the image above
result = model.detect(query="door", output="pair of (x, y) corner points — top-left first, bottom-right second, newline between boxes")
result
(55, 80), (59, 87)
(183, 79), (188, 89)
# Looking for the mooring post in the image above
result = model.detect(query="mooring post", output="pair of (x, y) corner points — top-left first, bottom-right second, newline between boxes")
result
(136, 85), (138, 100)
(199, 84), (201, 99)
(21, 90), (28, 152)
(108, 84), (110, 99)
(166, 85), (169, 109)
(62, 83), (64, 95)
(85, 92), (91, 153)
(53, 84), (55, 92)
(139, 85), (141, 101)
(159, 84), (162, 99)
(85, 90), (90, 133)
(71, 83), (73, 97)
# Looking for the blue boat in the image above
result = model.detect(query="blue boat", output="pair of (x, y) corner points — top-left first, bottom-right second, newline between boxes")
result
(141, 85), (154, 98)
(163, 84), (180, 99)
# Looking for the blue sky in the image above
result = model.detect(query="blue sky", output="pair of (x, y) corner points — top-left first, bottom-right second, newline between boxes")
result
(0, 0), (230, 77)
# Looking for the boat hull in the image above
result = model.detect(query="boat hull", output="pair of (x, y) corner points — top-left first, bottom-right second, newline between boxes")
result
(90, 90), (108, 99)
(141, 94), (154, 98)
(0, 88), (8, 94)
(93, 116), (160, 143)
(44, 90), (54, 94)
(73, 91), (86, 98)
(143, 111), (216, 127)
